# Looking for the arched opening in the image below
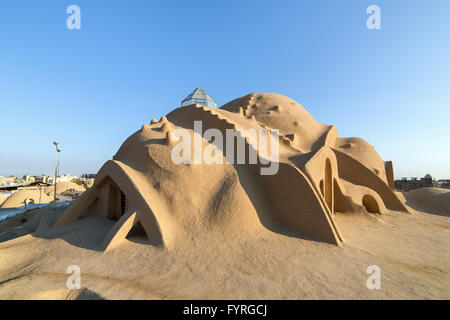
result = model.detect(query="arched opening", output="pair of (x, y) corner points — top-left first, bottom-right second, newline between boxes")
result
(126, 220), (149, 244)
(24, 198), (35, 205)
(97, 178), (128, 222)
(324, 158), (333, 213)
(333, 179), (349, 213)
(362, 195), (380, 214)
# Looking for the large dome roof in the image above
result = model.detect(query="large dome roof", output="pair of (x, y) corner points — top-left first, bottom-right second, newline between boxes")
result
(55, 92), (408, 252)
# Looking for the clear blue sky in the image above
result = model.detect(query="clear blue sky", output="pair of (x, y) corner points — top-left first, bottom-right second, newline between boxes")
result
(1, 0), (449, 179)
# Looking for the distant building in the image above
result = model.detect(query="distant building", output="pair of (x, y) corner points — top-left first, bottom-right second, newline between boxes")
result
(438, 179), (450, 189)
(42, 175), (55, 185)
(24, 175), (36, 182)
(0, 176), (17, 186)
(34, 174), (54, 184)
(395, 174), (440, 191)
(36, 174), (78, 185)
(0, 181), (46, 192)
(58, 174), (78, 183)
(81, 174), (96, 179)
(181, 88), (217, 108)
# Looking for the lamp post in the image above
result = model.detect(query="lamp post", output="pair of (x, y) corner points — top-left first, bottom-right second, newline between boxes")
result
(53, 141), (61, 209)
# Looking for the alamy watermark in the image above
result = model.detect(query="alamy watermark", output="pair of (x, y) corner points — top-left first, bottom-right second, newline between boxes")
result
(66, 265), (81, 289)
(64, 5), (380, 31)
(169, 121), (280, 175)
(366, 265), (381, 290)
(366, 5), (381, 30)
(66, 5), (81, 30)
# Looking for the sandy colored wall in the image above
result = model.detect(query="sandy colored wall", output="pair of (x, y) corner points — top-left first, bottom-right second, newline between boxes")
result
(0, 189), (53, 209)
(44, 182), (86, 195)
(333, 149), (406, 212)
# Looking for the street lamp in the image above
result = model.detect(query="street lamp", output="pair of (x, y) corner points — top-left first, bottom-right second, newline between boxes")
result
(53, 141), (61, 209)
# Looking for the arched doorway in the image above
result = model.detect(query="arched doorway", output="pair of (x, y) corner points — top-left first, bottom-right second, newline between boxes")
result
(362, 195), (380, 214)
(324, 158), (333, 213)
